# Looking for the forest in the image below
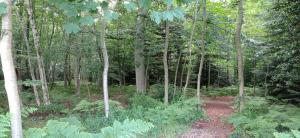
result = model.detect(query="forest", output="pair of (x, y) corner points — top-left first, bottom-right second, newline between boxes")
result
(0, 0), (299, 138)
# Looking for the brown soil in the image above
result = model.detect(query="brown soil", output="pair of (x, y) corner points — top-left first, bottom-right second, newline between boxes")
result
(180, 96), (235, 138)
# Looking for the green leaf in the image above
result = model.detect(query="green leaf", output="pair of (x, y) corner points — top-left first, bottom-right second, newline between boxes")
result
(172, 7), (185, 20)
(150, 11), (162, 24)
(124, 1), (137, 12)
(0, 2), (7, 15)
(139, 0), (151, 9)
(163, 0), (173, 6)
(63, 23), (81, 34)
(59, 3), (78, 17)
(162, 11), (174, 21)
(79, 16), (95, 26)
(104, 11), (119, 22)
(24, 128), (46, 138)
(292, 130), (300, 138)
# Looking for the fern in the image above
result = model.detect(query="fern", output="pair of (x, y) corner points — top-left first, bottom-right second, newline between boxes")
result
(0, 113), (10, 138)
(25, 118), (154, 138)
(99, 119), (154, 138)
(22, 107), (38, 118)
(273, 132), (292, 138)
(291, 130), (300, 138)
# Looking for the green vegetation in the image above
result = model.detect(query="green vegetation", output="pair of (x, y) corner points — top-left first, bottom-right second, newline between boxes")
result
(0, 0), (299, 137)
(229, 96), (300, 138)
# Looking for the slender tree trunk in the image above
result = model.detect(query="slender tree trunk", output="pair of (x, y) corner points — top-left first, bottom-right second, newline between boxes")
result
(74, 35), (81, 95)
(163, 19), (170, 105)
(264, 64), (269, 97)
(64, 41), (70, 87)
(253, 53), (256, 96)
(173, 52), (181, 98)
(99, 19), (109, 118)
(180, 59), (187, 90)
(235, 0), (245, 112)
(135, 8), (146, 93)
(196, 0), (207, 101)
(208, 61), (211, 87)
(144, 54), (150, 89)
(23, 18), (41, 106)
(183, 0), (200, 95)
(26, 0), (50, 105)
(0, 0), (23, 136)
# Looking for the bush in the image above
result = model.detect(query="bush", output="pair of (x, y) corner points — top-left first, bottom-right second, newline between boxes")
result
(129, 94), (163, 109)
(73, 99), (122, 114)
(25, 117), (154, 138)
(228, 96), (300, 138)
(37, 104), (64, 114)
(147, 84), (182, 102)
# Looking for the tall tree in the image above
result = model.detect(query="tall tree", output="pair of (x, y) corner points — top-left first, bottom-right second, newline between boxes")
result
(163, 12), (170, 105)
(22, 17), (41, 106)
(183, 0), (200, 95)
(25, 0), (50, 105)
(235, 0), (245, 112)
(196, 0), (207, 101)
(99, 18), (109, 118)
(135, 6), (146, 93)
(0, 0), (23, 137)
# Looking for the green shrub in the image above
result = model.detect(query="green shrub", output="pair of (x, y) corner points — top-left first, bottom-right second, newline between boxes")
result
(147, 84), (182, 102)
(228, 96), (300, 138)
(0, 113), (10, 138)
(25, 117), (154, 138)
(73, 99), (123, 115)
(37, 104), (64, 113)
(129, 94), (163, 109)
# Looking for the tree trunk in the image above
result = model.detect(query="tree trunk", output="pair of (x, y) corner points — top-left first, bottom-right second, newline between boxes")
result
(196, 0), (207, 101)
(22, 17), (41, 106)
(64, 44), (70, 87)
(179, 59), (187, 90)
(264, 64), (269, 97)
(173, 52), (181, 98)
(208, 61), (211, 87)
(183, 0), (200, 95)
(26, 0), (50, 105)
(135, 8), (146, 93)
(163, 19), (170, 105)
(0, 0), (23, 136)
(73, 35), (81, 95)
(99, 19), (109, 118)
(235, 0), (245, 112)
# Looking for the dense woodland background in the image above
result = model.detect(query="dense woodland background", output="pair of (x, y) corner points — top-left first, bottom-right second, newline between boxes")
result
(0, 0), (299, 137)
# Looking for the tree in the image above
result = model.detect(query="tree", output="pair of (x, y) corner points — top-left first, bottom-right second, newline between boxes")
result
(135, 5), (147, 93)
(183, 0), (200, 95)
(196, 0), (207, 101)
(0, 0), (23, 137)
(163, 4), (171, 105)
(235, 0), (245, 112)
(25, 0), (50, 105)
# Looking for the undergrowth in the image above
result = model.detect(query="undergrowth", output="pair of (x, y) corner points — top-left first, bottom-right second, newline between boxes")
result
(228, 96), (300, 138)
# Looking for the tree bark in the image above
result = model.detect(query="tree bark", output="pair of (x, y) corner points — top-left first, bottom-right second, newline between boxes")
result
(135, 8), (146, 93)
(235, 0), (245, 112)
(22, 17), (41, 106)
(173, 52), (181, 98)
(0, 0), (23, 136)
(208, 61), (211, 87)
(26, 0), (50, 105)
(196, 0), (207, 101)
(99, 18), (109, 118)
(64, 35), (70, 87)
(163, 19), (170, 105)
(183, 0), (200, 95)
(73, 35), (81, 95)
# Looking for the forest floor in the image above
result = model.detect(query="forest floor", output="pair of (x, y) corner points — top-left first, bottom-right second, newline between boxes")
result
(180, 96), (234, 138)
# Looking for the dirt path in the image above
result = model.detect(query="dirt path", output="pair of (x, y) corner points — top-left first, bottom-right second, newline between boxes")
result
(180, 96), (234, 138)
